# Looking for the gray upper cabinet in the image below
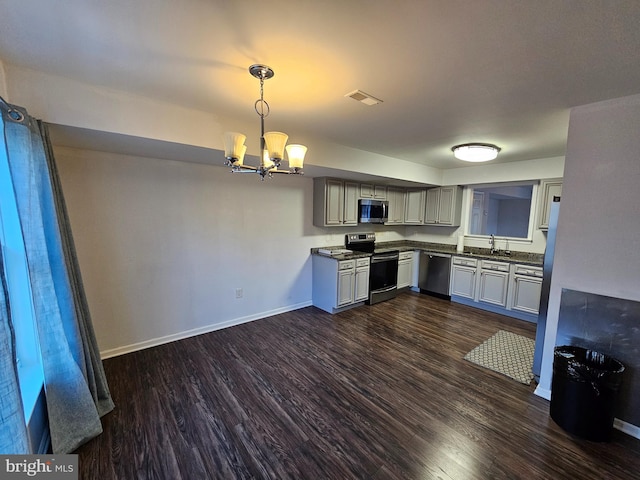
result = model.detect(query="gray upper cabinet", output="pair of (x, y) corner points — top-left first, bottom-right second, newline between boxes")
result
(343, 182), (359, 225)
(360, 183), (374, 198)
(425, 188), (440, 224)
(373, 185), (387, 200)
(386, 187), (406, 225)
(323, 178), (344, 226)
(313, 178), (358, 227)
(404, 189), (425, 224)
(537, 178), (562, 230)
(314, 178), (464, 228)
(424, 186), (463, 226)
(360, 183), (387, 199)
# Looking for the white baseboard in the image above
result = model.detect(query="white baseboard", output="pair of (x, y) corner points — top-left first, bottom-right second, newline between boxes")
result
(100, 301), (312, 359)
(614, 418), (640, 440)
(534, 384), (551, 400)
(535, 385), (640, 440)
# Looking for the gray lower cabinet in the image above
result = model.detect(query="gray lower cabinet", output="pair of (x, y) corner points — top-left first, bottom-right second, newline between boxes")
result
(337, 262), (355, 306)
(397, 251), (414, 289)
(354, 258), (371, 302)
(313, 255), (370, 313)
(450, 256), (477, 299)
(451, 256), (542, 321)
(510, 264), (543, 314)
(477, 260), (510, 307)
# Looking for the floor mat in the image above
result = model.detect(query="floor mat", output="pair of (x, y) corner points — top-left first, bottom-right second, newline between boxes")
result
(464, 330), (535, 385)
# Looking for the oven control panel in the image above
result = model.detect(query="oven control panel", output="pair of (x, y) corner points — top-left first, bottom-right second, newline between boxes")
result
(345, 233), (375, 243)
(345, 233), (376, 253)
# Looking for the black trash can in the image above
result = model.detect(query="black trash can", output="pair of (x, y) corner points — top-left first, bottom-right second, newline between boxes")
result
(550, 346), (625, 442)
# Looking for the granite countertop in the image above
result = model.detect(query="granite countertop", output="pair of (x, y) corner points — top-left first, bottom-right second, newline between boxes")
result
(311, 240), (543, 266)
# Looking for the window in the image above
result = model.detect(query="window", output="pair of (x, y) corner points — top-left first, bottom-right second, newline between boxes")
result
(468, 183), (535, 239)
(0, 144), (44, 420)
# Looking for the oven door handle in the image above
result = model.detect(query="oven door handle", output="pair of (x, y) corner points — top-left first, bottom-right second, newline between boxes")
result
(370, 285), (397, 294)
(371, 253), (399, 263)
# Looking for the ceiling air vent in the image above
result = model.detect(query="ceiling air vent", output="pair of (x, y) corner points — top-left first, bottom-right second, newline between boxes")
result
(345, 89), (383, 106)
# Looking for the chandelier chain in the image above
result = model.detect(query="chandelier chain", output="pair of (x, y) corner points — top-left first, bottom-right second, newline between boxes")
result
(254, 76), (270, 119)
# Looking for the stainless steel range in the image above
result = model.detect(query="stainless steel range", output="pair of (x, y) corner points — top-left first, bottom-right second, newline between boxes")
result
(345, 233), (399, 305)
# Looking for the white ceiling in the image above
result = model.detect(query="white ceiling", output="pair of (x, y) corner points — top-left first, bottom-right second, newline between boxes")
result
(1, 0), (640, 169)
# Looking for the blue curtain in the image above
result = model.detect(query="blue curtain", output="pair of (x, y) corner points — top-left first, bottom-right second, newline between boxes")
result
(0, 249), (30, 453)
(1, 100), (114, 453)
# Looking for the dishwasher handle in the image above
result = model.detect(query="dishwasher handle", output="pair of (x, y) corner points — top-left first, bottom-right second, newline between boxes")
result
(422, 251), (452, 259)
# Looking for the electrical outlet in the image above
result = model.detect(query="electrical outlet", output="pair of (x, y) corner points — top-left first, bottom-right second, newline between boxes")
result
(235, 288), (243, 299)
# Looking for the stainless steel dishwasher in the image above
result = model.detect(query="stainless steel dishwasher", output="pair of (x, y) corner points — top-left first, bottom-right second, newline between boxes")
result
(418, 252), (452, 297)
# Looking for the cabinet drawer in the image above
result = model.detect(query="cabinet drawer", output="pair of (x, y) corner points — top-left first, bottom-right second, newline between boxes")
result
(513, 264), (543, 277)
(338, 260), (355, 270)
(356, 257), (370, 267)
(453, 256), (477, 267)
(481, 260), (510, 272)
(398, 251), (413, 261)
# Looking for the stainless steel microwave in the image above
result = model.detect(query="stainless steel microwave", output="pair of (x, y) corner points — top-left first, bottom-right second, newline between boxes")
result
(358, 199), (388, 224)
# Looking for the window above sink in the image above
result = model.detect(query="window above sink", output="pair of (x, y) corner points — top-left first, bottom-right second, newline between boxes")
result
(467, 182), (535, 240)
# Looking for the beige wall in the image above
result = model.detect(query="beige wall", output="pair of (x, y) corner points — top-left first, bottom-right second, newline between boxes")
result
(442, 156), (565, 185)
(55, 147), (319, 356)
(537, 94), (640, 403)
(55, 146), (418, 357)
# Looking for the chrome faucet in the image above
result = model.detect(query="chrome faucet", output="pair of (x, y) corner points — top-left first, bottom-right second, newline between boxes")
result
(489, 234), (496, 254)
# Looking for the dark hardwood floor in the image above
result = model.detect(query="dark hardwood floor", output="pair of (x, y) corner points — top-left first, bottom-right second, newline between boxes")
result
(76, 292), (640, 479)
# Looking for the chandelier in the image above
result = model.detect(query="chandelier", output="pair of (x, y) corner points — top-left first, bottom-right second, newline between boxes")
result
(223, 64), (307, 180)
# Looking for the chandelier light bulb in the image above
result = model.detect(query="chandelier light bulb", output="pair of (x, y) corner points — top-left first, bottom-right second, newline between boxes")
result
(286, 144), (307, 170)
(223, 132), (246, 161)
(264, 131), (288, 161)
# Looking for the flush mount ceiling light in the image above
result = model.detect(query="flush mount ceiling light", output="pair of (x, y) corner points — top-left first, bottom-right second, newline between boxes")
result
(452, 143), (501, 162)
(223, 64), (306, 180)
